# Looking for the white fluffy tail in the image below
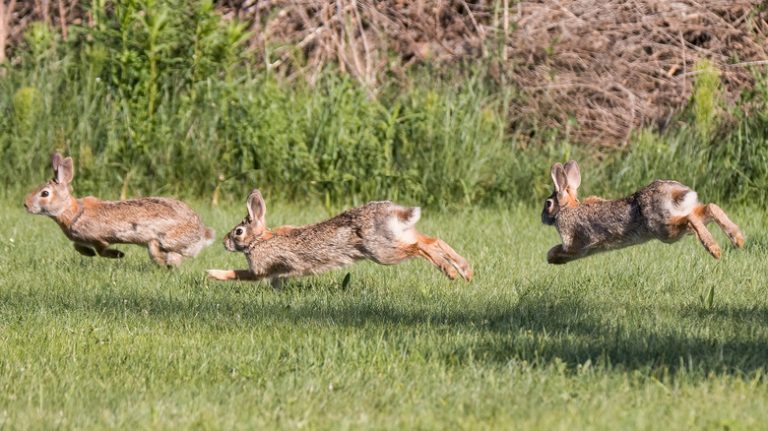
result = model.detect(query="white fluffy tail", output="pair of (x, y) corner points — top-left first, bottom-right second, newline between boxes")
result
(387, 206), (421, 243)
(402, 207), (421, 227)
(669, 190), (698, 217)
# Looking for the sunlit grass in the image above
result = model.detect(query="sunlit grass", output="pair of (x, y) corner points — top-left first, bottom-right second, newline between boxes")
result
(1, 200), (766, 429)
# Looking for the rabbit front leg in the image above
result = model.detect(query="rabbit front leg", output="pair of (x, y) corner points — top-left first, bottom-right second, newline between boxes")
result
(73, 243), (97, 257)
(270, 278), (284, 290)
(206, 269), (284, 289)
(547, 230), (587, 264)
(546, 244), (585, 264)
(93, 241), (125, 259)
(206, 269), (260, 281)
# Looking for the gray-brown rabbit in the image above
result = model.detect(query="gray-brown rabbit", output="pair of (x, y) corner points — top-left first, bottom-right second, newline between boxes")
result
(24, 153), (215, 266)
(206, 189), (473, 287)
(541, 160), (744, 264)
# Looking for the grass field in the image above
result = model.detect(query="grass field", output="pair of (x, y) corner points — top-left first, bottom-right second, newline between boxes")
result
(1, 199), (767, 430)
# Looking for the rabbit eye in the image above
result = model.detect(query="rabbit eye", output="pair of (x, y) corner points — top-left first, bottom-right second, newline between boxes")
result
(235, 227), (244, 236)
(40, 190), (50, 198)
(545, 199), (553, 209)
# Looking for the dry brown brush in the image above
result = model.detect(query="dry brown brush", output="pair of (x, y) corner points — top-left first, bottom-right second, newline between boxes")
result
(507, 0), (768, 147)
(2, 0), (767, 146)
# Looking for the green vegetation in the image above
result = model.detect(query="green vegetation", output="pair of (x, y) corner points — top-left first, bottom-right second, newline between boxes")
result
(2, 2), (767, 429)
(1, 201), (766, 429)
(2, 1), (768, 207)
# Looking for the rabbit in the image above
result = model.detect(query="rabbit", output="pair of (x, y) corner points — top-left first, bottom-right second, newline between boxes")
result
(24, 153), (215, 267)
(541, 160), (744, 264)
(206, 189), (473, 287)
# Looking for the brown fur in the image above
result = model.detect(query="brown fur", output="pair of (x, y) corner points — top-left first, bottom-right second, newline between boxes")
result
(24, 153), (215, 266)
(207, 189), (473, 286)
(582, 196), (606, 204)
(541, 160), (744, 264)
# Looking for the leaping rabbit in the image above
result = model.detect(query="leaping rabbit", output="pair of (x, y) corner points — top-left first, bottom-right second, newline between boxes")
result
(24, 153), (215, 266)
(542, 160), (744, 264)
(207, 189), (473, 288)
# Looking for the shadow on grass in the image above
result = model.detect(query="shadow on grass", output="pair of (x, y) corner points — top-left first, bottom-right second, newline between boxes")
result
(3, 280), (768, 377)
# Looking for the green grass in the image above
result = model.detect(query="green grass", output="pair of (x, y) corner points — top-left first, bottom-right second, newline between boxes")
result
(1, 199), (767, 429)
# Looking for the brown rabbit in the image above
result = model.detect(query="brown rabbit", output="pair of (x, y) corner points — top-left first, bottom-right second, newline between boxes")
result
(541, 160), (744, 264)
(206, 189), (473, 287)
(24, 153), (215, 266)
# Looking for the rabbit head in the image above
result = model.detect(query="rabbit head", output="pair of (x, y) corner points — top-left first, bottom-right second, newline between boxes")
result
(25, 153), (75, 217)
(223, 189), (268, 252)
(542, 160), (581, 225)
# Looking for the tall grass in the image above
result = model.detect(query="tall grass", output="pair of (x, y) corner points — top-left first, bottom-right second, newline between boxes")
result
(0, 1), (513, 207)
(1, 1), (767, 208)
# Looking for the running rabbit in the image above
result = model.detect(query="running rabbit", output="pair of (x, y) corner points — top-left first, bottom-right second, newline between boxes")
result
(207, 189), (473, 287)
(541, 160), (744, 264)
(24, 153), (215, 266)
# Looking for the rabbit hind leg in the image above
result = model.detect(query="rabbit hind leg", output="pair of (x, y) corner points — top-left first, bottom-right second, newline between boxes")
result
(686, 216), (721, 259)
(164, 252), (184, 267)
(698, 204), (744, 248)
(147, 240), (169, 266)
(414, 233), (472, 281)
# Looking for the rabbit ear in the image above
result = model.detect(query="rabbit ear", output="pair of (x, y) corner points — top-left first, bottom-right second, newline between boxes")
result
(246, 189), (266, 225)
(564, 160), (581, 191)
(551, 163), (567, 193)
(52, 153), (63, 171)
(53, 155), (74, 185)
